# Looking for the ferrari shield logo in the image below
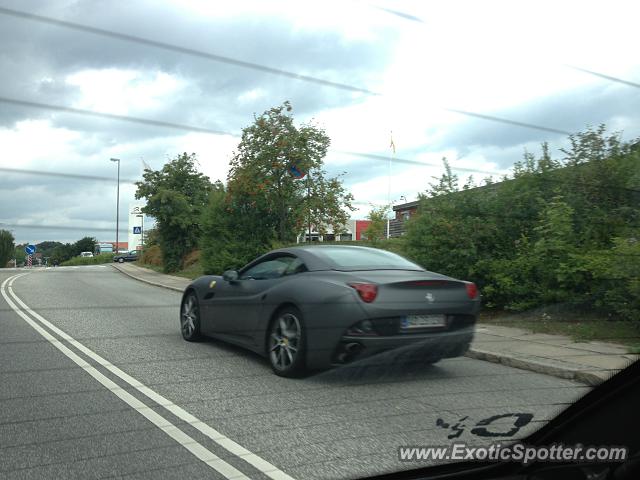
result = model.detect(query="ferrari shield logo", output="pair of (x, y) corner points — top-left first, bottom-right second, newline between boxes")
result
(209, 280), (217, 289)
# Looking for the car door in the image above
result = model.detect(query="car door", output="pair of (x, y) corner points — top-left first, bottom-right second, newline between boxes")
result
(210, 254), (298, 344)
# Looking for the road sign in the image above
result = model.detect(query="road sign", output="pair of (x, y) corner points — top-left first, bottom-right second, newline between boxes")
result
(288, 164), (306, 179)
(27, 254), (32, 267)
(133, 226), (142, 234)
(25, 245), (36, 255)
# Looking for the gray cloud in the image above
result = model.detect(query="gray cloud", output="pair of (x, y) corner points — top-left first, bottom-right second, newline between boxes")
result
(0, 0), (393, 136)
(435, 82), (640, 168)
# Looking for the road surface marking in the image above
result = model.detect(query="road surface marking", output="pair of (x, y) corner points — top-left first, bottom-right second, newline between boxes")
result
(2, 273), (295, 480)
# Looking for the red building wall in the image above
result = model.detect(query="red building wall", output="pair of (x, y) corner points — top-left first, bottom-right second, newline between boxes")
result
(355, 220), (371, 240)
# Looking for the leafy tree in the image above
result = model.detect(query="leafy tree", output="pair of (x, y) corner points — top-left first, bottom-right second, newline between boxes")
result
(428, 157), (459, 196)
(135, 153), (212, 272)
(226, 101), (353, 244)
(202, 102), (354, 272)
(14, 244), (26, 264)
(575, 237), (640, 321)
(0, 230), (15, 267)
(72, 237), (97, 256)
(200, 182), (258, 274)
(50, 243), (75, 264)
(404, 126), (640, 317)
(365, 204), (390, 241)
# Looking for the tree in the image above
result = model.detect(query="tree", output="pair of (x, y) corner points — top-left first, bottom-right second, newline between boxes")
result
(364, 204), (390, 241)
(72, 237), (97, 256)
(135, 153), (212, 272)
(225, 101), (353, 244)
(35, 241), (64, 258)
(427, 157), (459, 196)
(405, 126), (640, 315)
(0, 230), (15, 267)
(201, 102), (354, 272)
(200, 182), (256, 274)
(50, 243), (75, 264)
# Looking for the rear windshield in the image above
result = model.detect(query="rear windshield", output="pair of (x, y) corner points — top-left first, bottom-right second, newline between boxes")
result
(310, 247), (424, 271)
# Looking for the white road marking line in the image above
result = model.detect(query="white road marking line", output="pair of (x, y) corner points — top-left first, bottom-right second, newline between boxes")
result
(1, 274), (250, 480)
(3, 273), (296, 480)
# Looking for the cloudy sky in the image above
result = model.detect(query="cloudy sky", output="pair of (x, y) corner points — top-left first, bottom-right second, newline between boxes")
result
(1, 0), (639, 244)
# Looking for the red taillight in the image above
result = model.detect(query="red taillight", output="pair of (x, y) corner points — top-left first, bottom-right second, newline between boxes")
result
(465, 282), (478, 299)
(348, 283), (378, 303)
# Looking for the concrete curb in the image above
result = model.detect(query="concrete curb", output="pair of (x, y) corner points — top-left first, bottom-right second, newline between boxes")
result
(465, 348), (610, 385)
(111, 264), (184, 293)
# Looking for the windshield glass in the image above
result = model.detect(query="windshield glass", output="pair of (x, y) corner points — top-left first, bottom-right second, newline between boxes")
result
(310, 246), (424, 271)
(0, 2), (637, 479)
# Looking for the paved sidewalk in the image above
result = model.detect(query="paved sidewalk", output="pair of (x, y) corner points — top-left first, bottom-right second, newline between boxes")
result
(469, 325), (638, 386)
(112, 262), (638, 385)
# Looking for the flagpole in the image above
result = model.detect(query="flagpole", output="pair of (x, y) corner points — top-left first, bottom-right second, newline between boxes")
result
(387, 131), (393, 239)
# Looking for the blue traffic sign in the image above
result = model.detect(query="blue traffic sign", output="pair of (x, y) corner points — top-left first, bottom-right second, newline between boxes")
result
(25, 244), (36, 255)
(133, 226), (142, 234)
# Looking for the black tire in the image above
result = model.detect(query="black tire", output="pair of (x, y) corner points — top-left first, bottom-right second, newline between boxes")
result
(118, 258), (124, 263)
(267, 307), (307, 378)
(180, 291), (202, 341)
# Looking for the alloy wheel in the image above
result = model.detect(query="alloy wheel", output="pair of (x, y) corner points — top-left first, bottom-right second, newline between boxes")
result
(269, 312), (301, 372)
(181, 293), (200, 341)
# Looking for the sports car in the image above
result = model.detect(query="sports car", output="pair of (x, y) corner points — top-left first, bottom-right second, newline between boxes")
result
(180, 245), (480, 377)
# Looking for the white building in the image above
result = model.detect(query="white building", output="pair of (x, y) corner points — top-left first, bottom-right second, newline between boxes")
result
(296, 219), (372, 243)
(127, 202), (146, 252)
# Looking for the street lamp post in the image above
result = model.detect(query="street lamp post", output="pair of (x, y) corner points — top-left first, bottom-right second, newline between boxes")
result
(110, 158), (120, 254)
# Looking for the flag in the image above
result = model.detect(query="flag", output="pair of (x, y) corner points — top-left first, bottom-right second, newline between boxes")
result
(390, 132), (396, 154)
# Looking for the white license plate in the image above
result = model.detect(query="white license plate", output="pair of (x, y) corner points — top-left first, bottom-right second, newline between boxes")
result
(401, 314), (446, 329)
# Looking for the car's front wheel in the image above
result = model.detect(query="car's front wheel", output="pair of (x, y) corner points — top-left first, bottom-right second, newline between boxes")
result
(180, 292), (202, 341)
(268, 307), (307, 378)
(118, 257), (124, 263)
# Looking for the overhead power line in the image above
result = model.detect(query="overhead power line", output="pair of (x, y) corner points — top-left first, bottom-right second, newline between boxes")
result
(0, 6), (379, 96)
(0, 222), (117, 232)
(445, 109), (571, 136)
(565, 65), (640, 90)
(336, 150), (502, 176)
(0, 167), (139, 184)
(0, 96), (233, 136)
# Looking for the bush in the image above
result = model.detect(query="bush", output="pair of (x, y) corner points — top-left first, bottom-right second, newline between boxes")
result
(401, 127), (640, 320)
(183, 249), (200, 268)
(575, 238), (640, 321)
(140, 245), (163, 266)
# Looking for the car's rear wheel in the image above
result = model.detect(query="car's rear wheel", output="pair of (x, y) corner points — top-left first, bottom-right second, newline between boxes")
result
(180, 292), (202, 341)
(268, 307), (306, 378)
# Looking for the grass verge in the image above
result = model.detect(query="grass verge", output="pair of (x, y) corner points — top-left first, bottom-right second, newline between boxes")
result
(61, 254), (115, 266)
(480, 308), (640, 352)
(137, 259), (202, 280)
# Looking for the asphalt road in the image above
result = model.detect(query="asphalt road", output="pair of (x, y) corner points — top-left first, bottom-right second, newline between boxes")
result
(0, 266), (591, 480)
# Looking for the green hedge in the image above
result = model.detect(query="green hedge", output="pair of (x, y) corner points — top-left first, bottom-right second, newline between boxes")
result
(60, 253), (115, 266)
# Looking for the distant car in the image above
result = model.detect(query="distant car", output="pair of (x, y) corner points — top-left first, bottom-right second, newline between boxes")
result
(80, 252), (94, 258)
(180, 245), (480, 377)
(113, 250), (138, 263)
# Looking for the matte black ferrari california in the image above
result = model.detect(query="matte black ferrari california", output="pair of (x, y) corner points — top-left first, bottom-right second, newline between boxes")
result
(180, 245), (480, 377)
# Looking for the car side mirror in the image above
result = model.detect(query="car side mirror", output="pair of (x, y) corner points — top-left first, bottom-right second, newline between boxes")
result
(223, 270), (239, 282)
